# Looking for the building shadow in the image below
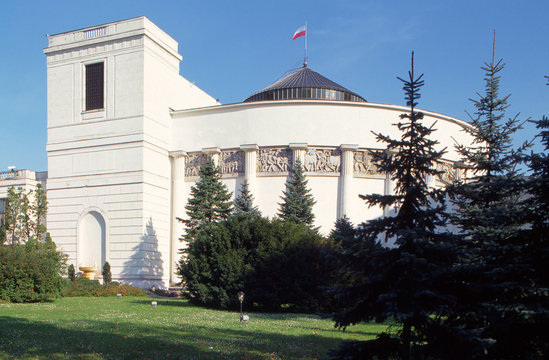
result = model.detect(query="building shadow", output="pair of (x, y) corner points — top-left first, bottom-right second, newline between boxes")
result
(120, 217), (164, 288)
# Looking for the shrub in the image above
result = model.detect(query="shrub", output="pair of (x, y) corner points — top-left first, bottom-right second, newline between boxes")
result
(179, 216), (253, 309)
(102, 261), (112, 285)
(0, 235), (66, 303)
(245, 219), (339, 312)
(62, 278), (146, 297)
(179, 214), (338, 312)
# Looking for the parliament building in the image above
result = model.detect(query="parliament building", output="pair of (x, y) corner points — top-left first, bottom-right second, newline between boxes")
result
(0, 17), (474, 288)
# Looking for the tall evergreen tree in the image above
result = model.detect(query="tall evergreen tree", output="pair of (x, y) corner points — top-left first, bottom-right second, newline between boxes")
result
(514, 113), (549, 359)
(177, 157), (233, 242)
(446, 40), (543, 358)
(278, 159), (316, 227)
(233, 180), (260, 216)
(331, 53), (454, 359)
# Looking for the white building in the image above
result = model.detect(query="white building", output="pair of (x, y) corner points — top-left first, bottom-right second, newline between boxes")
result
(0, 170), (48, 229)
(4, 16), (476, 288)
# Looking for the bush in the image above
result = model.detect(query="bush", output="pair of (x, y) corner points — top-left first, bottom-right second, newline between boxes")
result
(62, 278), (146, 297)
(179, 214), (338, 312)
(179, 216), (254, 309)
(0, 236), (67, 303)
(245, 219), (339, 312)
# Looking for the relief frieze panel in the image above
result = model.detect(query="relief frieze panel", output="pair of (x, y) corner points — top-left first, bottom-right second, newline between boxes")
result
(436, 161), (456, 184)
(353, 150), (382, 176)
(304, 148), (341, 173)
(185, 152), (207, 177)
(258, 148), (292, 173)
(221, 150), (244, 175)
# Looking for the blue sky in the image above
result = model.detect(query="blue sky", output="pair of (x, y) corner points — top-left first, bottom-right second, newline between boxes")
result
(0, 0), (547, 172)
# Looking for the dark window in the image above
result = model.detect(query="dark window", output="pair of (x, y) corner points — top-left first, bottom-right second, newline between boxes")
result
(85, 62), (104, 111)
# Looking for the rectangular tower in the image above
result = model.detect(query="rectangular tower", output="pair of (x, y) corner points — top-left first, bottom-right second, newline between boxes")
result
(44, 17), (217, 287)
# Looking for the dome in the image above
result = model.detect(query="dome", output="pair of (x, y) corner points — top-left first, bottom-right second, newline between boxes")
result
(244, 66), (366, 103)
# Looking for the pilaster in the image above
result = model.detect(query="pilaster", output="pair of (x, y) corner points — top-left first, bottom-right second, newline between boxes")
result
(289, 143), (308, 166)
(339, 144), (359, 218)
(203, 147), (221, 167)
(240, 144), (259, 195)
(169, 151), (186, 286)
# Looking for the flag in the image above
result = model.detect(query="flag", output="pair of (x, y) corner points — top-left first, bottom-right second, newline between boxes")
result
(292, 25), (306, 40)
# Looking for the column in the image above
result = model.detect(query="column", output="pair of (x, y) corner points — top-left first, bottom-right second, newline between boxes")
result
(203, 147), (221, 167)
(240, 144), (259, 195)
(339, 144), (358, 219)
(289, 143), (308, 166)
(169, 151), (186, 286)
(454, 161), (465, 182)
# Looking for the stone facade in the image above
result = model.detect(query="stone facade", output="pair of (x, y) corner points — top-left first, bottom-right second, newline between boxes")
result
(38, 17), (474, 288)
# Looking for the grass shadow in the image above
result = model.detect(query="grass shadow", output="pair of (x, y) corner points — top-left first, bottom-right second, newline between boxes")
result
(0, 314), (355, 359)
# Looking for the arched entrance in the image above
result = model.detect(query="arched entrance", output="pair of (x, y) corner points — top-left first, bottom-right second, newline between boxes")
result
(78, 211), (106, 270)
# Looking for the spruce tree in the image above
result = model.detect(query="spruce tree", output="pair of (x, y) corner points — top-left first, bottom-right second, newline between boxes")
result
(233, 180), (260, 216)
(278, 159), (316, 227)
(513, 113), (549, 359)
(331, 53), (455, 359)
(178, 157), (233, 242)
(447, 41), (540, 358)
(329, 216), (356, 248)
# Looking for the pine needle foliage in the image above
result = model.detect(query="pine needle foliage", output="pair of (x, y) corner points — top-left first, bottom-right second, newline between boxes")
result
(177, 157), (232, 242)
(233, 180), (260, 216)
(278, 159), (316, 227)
(331, 53), (456, 360)
(446, 42), (546, 358)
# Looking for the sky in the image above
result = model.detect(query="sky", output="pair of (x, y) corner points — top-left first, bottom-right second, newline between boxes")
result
(0, 0), (547, 172)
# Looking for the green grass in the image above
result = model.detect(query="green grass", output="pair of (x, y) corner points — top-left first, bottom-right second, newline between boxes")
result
(0, 296), (385, 359)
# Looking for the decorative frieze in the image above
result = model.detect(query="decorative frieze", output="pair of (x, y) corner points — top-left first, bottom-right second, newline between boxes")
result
(182, 146), (393, 178)
(353, 150), (381, 176)
(304, 148), (341, 173)
(436, 161), (456, 184)
(220, 150), (244, 175)
(258, 148), (292, 173)
(185, 152), (207, 177)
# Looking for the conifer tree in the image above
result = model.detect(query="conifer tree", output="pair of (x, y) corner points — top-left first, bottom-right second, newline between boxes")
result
(331, 53), (455, 360)
(233, 180), (260, 216)
(451, 43), (526, 240)
(67, 264), (76, 282)
(329, 216), (356, 247)
(278, 159), (316, 227)
(447, 40), (541, 358)
(512, 113), (549, 359)
(102, 261), (112, 285)
(177, 157), (232, 242)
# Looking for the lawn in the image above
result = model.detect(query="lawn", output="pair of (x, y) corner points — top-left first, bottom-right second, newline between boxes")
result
(0, 296), (385, 359)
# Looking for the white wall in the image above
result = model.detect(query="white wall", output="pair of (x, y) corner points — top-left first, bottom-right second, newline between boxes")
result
(45, 17), (217, 288)
(170, 101), (473, 234)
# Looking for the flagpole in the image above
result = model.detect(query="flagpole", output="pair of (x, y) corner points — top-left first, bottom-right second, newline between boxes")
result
(304, 22), (308, 67)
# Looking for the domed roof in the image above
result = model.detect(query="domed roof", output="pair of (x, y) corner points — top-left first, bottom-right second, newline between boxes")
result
(244, 66), (366, 103)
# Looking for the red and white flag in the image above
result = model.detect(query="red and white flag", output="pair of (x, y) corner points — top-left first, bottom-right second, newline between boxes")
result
(292, 25), (306, 40)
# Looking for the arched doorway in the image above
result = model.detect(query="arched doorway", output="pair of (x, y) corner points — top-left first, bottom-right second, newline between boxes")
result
(78, 211), (106, 270)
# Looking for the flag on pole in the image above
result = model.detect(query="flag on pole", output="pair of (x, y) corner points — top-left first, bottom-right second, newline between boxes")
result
(292, 25), (306, 40)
